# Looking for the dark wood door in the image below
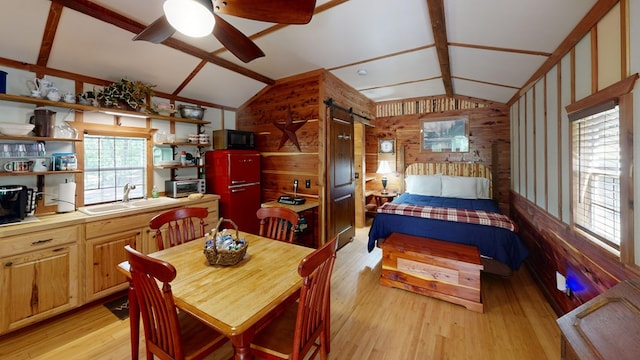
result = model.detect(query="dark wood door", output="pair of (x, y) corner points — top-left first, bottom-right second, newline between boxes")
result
(327, 106), (355, 249)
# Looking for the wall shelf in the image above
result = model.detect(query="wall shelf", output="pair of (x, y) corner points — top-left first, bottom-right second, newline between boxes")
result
(153, 165), (203, 170)
(0, 170), (82, 177)
(0, 94), (210, 125)
(154, 142), (210, 147)
(0, 135), (82, 142)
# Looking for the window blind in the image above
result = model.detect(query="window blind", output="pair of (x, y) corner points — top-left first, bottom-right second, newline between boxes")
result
(572, 106), (620, 249)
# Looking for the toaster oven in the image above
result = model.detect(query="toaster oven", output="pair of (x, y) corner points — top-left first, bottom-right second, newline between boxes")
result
(165, 179), (206, 198)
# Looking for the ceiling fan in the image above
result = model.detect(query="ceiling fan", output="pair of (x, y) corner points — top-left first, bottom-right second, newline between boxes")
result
(133, 0), (317, 63)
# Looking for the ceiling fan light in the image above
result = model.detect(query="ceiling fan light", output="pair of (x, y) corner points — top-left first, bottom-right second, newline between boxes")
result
(163, 0), (215, 38)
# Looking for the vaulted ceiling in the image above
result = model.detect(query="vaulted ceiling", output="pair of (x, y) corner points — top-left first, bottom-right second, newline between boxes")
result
(0, 0), (599, 110)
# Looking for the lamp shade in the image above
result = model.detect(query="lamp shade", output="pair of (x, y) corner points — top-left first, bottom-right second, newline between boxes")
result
(376, 160), (392, 174)
(163, 0), (215, 38)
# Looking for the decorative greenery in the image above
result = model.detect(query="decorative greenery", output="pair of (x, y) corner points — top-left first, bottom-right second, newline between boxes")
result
(96, 78), (156, 110)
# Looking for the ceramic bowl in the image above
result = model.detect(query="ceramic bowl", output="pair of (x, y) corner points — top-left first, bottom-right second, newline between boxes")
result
(0, 123), (35, 136)
(178, 104), (205, 120)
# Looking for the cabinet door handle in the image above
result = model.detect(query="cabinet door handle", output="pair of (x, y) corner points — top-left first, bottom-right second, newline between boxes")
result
(31, 238), (53, 246)
(4, 262), (13, 267)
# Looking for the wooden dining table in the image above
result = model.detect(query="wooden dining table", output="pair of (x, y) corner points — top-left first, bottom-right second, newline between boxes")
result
(118, 231), (314, 360)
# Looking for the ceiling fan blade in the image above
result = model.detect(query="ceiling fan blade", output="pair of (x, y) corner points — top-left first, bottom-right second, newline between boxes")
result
(132, 15), (175, 43)
(212, 0), (317, 24)
(213, 14), (265, 63)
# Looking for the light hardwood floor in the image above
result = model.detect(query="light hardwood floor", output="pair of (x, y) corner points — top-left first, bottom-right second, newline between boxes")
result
(0, 227), (560, 359)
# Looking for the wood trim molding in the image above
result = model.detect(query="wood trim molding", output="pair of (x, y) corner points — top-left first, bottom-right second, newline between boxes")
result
(565, 73), (638, 116)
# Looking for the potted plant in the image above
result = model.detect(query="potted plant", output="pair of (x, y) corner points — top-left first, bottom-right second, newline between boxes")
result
(96, 78), (155, 111)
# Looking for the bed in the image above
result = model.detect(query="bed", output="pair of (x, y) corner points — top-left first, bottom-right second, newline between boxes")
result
(367, 162), (528, 277)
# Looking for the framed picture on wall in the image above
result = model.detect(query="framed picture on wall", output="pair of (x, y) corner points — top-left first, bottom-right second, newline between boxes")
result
(420, 116), (469, 152)
(378, 139), (395, 154)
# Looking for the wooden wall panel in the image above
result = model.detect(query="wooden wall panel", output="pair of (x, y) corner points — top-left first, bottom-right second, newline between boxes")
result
(366, 97), (511, 213)
(512, 192), (639, 315)
(237, 69), (375, 242)
(236, 72), (322, 206)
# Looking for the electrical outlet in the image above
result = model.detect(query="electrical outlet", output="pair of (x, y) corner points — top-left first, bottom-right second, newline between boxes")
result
(305, 179), (311, 188)
(556, 271), (566, 291)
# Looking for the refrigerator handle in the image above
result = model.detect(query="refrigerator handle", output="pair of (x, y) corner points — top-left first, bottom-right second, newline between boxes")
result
(231, 180), (246, 185)
(231, 188), (247, 193)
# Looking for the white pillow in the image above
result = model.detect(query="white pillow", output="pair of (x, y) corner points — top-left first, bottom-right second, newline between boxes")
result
(405, 174), (442, 196)
(476, 177), (491, 199)
(441, 175), (478, 199)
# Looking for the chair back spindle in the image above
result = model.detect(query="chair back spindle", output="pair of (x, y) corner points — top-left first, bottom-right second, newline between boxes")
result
(257, 207), (300, 243)
(150, 207), (208, 250)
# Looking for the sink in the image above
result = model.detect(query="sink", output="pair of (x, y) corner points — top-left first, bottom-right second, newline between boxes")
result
(78, 202), (131, 215)
(128, 197), (179, 208)
(78, 197), (179, 215)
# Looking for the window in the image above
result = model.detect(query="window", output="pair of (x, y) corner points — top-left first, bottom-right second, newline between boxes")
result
(84, 135), (146, 205)
(566, 74), (637, 262)
(572, 105), (620, 250)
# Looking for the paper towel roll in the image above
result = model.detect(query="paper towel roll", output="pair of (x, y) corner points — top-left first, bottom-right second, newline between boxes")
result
(57, 182), (76, 213)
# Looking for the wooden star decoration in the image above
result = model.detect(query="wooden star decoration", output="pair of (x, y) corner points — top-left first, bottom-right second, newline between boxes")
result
(273, 106), (307, 151)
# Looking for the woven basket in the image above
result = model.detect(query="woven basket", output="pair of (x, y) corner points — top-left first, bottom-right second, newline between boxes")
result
(203, 218), (248, 266)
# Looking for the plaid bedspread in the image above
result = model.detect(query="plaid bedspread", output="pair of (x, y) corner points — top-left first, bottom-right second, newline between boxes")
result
(377, 202), (517, 232)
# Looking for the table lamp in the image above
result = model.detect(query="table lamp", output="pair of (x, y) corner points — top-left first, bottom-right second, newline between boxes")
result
(376, 160), (392, 194)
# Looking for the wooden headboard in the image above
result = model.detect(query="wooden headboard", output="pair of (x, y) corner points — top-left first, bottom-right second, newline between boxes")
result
(405, 162), (493, 198)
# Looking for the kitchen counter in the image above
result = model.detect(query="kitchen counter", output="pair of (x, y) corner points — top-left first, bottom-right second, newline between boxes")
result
(0, 194), (220, 238)
(0, 193), (221, 335)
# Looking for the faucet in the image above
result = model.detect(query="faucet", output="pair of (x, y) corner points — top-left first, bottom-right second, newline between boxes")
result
(123, 183), (136, 202)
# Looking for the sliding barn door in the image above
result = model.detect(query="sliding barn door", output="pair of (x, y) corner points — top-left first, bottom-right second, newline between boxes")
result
(326, 106), (355, 249)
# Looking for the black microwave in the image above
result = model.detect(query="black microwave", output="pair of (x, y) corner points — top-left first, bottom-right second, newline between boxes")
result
(212, 129), (255, 150)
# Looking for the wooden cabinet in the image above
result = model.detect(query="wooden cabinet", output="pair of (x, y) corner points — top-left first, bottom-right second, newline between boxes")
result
(557, 280), (640, 360)
(0, 195), (218, 334)
(84, 212), (154, 301)
(85, 230), (140, 302)
(0, 225), (79, 334)
(84, 199), (219, 300)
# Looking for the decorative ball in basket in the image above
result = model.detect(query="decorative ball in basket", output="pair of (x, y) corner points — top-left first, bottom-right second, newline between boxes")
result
(204, 218), (248, 266)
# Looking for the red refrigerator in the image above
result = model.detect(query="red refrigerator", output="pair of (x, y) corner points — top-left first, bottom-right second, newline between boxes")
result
(205, 150), (261, 234)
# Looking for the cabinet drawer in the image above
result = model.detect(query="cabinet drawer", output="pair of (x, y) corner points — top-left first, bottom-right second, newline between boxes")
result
(0, 226), (78, 257)
(86, 212), (156, 238)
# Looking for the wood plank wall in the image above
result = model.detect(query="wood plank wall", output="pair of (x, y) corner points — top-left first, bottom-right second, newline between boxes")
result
(367, 95), (511, 214)
(236, 69), (375, 243)
(237, 70), (322, 202)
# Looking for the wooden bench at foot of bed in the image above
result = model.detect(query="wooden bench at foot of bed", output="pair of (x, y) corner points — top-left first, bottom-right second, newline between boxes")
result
(380, 233), (484, 313)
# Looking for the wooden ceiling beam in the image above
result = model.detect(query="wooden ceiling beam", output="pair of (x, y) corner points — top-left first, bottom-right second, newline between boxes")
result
(51, 0), (274, 85)
(37, 2), (63, 68)
(426, 0), (453, 97)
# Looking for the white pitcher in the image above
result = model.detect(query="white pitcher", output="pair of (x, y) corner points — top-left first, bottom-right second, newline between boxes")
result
(28, 76), (54, 97)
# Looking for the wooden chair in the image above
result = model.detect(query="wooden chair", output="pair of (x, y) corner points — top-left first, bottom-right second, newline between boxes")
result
(149, 207), (208, 250)
(250, 235), (339, 360)
(124, 245), (228, 360)
(256, 207), (300, 243)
